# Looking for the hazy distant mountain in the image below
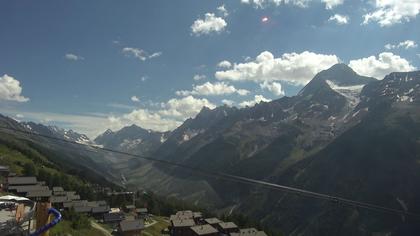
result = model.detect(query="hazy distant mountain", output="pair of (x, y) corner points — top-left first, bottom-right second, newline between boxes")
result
(95, 124), (170, 156)
(21, 121), (93, 145)
(0, 115), (120, 185)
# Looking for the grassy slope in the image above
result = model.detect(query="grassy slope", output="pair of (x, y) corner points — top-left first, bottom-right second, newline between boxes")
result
(50, 220), (109, 236)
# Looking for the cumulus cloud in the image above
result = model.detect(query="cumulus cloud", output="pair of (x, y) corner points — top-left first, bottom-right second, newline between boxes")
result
(240, 0), (310, 8)
(349, 52), (416, 79)
(322, 0), (344, 9)
(217, 4), (229, 17)
(384, 40), (418, 50)
(239, 95), (271, 108)
(176, 82), (249, 96)
(158, 96), (216, 119)
(106, 96), (216, 135)
(260, 81), (285, 96)
(222, 99), (235, 106)
(215, 51), (339, 85)
(191, 13), (227, 36)
(193, 74), (206, 81)
(131, 96), (140, 102)
(122, 47), (162, 61)
(363, 0), (420, 27)
(217, 60), (232, 69)
(328, 14), (349, 24)
(65, 53), (84, 61)
(0, 74), (29, 102)
(122, 109), (181, 131)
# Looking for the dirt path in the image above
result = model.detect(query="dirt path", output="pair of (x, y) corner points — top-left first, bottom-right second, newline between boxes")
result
(91, 221), (112, 236)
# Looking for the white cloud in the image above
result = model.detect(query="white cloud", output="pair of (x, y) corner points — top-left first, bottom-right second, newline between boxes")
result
(193, 74), (206, 81)
(215, 51), (340, 85)
(239, 95), (271, 108)
(141, 76), (148, 82)
(191, 13), (227, 36)
(384, 40), (418, 50)
(217, 60), (232, 69)
(322, 0), (344, 9)
(328, 14), (349, 24)
(0, 74), (29, 102)
(3, 96), (216, 138)
(363, 0), (420, 27)
(217, 4), (229, 17)
(122, 109), (181, 132)
(222, 99), (235, 106)
(149, 52), (162, 58)
(131, 96), (140, 102)
(107, 96), (216, 134)
(158, 96), (216, 119)
(65, 53), (84, 61)
(176, 82), (249, 96)
(260, 81), (285, 96)
(122, 47), (162, 61)
(349, 52), (416, 79)
(240, 0), (310, 8)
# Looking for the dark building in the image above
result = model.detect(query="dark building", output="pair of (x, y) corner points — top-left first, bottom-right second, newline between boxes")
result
(103, 212), (125, 224)
(204, 218), (221, 228)
(118, 219), (144, 236)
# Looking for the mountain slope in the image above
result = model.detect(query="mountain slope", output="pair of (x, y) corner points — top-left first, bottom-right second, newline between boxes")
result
(125, 64), (378, 204)
(0, 115), (121, 185)
(238, 70), (420, 235)
(95, 124), (170, 156)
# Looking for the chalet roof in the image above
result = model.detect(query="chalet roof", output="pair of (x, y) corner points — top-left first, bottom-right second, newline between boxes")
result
(26, 190), (52, 198)
(52, 187), (64, 192)
(8, 177), (37, 185)
(65, 191), (76, 196)
(172, 219), (195, 228)
(92, 206), (110, 214)
(87, 201), (107, 207)
(204, 218), (221, 225)
(193, 212), (203, 218)
(190, 224), (218, 235)
(119, 219), (145, 232)
(218, 222), (238, 230)
(53, 191), (66, 196)
(74, 206), (92, 213)
(16, 185), (49, 193)
(67, 194), (80, 200)
(176, 210), (193, 217)
(50, 196), (68, 203)
(104, 212), (125, 222)
(125, 205), (135, 209)
(0, 165), (9, 172)
(136, 208), (148, 213)
(63, 200), (88, 208)
(237, 228), (268, 236)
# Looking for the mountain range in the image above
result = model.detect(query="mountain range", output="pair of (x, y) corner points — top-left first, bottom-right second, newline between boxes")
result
(2, 63), (419, 235)
(93, 64), (420, 235)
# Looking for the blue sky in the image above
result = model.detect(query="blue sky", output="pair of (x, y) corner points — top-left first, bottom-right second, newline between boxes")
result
(1, 0), (419, 137)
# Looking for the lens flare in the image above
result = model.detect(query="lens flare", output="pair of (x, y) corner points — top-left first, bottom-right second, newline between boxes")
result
(261, 16), (269, 23)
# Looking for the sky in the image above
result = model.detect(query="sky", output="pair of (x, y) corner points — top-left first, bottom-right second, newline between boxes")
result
(1, 0), (420, 138)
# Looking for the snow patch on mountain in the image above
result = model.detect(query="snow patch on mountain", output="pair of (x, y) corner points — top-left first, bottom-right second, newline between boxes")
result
(326, 80), (365, 107)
